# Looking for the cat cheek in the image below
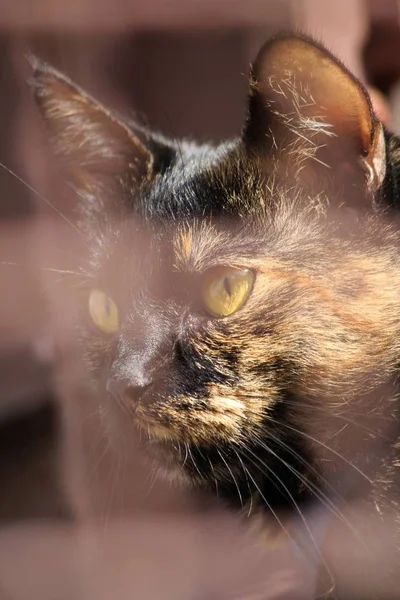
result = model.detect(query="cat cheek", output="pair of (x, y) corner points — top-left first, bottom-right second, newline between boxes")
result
(133, 390), (249, 447)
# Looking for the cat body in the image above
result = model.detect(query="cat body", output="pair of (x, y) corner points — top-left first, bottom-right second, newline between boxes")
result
(32, 34), (400, 596)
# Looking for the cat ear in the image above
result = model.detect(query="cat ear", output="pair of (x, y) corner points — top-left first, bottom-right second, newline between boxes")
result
(243, 34), (386, 192)
(31, 57), (153, 194)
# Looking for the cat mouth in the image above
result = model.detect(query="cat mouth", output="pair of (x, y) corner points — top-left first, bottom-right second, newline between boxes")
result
(129, 411), (192, 484)
(106, 378), (174, 441)
(119, 385), (180, 442)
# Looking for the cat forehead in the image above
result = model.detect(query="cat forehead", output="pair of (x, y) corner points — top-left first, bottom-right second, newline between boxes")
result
(142, 155), (224, 220)
(172, 221), (229, 271)
(141, 140), (270, 222)
(95, 140), (325, 273)
(104, 181), (318, 274)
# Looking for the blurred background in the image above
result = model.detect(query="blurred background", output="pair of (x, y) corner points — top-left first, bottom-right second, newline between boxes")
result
(1, 0), (400, 598)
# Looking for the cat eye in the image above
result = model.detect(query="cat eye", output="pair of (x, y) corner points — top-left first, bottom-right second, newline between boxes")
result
(201, 267), (255, 318)
(88, 289), (119, 334)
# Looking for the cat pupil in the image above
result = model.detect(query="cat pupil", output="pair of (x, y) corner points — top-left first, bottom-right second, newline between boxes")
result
(223, 276), (232, 296)
(104, 296), (111, 316)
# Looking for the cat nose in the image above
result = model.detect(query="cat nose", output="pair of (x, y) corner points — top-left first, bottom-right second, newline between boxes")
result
(124, 382), (153, 405)
(107, 318), (174, 404)
(107, 376), (153, 405)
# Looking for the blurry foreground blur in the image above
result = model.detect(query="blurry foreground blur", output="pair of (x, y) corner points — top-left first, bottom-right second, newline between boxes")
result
(1, 1), (400, 599)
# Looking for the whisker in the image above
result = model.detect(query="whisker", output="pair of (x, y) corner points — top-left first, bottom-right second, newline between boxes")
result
(281, 398), (394, 438)
(176, 441), (183, 463)
(227, 392), (366, 502)
(143, 463), (156, 490)
(87, 431), (112, 483)
(187, 445), (203, 481)
(240, 399), (374, 486)
(237, 456), (297, 548)
(253, 429), (345, 506)
(237, 392), (394, 426)
(181, 441), (189, 469)
(82, 408), (106, 425)
(241, 446), (335, 593)
(144, 465), (160, 498)
(273, 419), (374, 484)
(0, 160), (84, 239)
(217, 448), (243, 509)
(234, 449), (254, 517)
(207, 457), (220, 501)
(250, 434), (361, 541)
(243, 446), (315, 537)
(39, 273), (90, 296)
(87, 418), (106, 455)
(0, 260), (86, 276)
(106, 388), (133, 422)
(69, 278), (93, 290)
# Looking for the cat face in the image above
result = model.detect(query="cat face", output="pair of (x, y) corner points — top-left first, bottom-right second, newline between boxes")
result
(32, 35), (400, 508)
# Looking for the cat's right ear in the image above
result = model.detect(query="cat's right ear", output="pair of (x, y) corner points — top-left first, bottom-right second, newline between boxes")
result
(243, 34), (386, 194)
(30, 56), (154, 195)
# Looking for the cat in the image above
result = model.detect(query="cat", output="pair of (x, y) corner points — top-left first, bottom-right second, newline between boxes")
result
(31, 33), (400, 597)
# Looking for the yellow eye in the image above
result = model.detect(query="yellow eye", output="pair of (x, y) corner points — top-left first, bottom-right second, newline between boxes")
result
(88, 289), (119, 334)
(201, 267), (255, 317)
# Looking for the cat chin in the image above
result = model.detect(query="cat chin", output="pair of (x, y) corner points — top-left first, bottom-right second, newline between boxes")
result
(153, 461), (196, 489)
(138, 437), (197, 489)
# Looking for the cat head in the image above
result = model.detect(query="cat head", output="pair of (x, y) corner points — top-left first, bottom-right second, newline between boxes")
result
(32, 34), (400, 508)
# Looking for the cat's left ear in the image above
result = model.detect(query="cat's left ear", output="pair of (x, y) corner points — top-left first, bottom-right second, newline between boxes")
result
(243, 34), (386, 192)
(31, 57), (154, 194)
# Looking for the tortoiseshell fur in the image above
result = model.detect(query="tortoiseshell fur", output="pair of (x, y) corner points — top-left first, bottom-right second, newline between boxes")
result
(32, 34), (400, 588)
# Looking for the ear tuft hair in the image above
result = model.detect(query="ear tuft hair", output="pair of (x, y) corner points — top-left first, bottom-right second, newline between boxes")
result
(243, 34), (386, 192)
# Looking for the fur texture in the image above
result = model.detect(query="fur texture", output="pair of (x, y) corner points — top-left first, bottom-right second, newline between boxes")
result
(32, 34), (400, 581)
